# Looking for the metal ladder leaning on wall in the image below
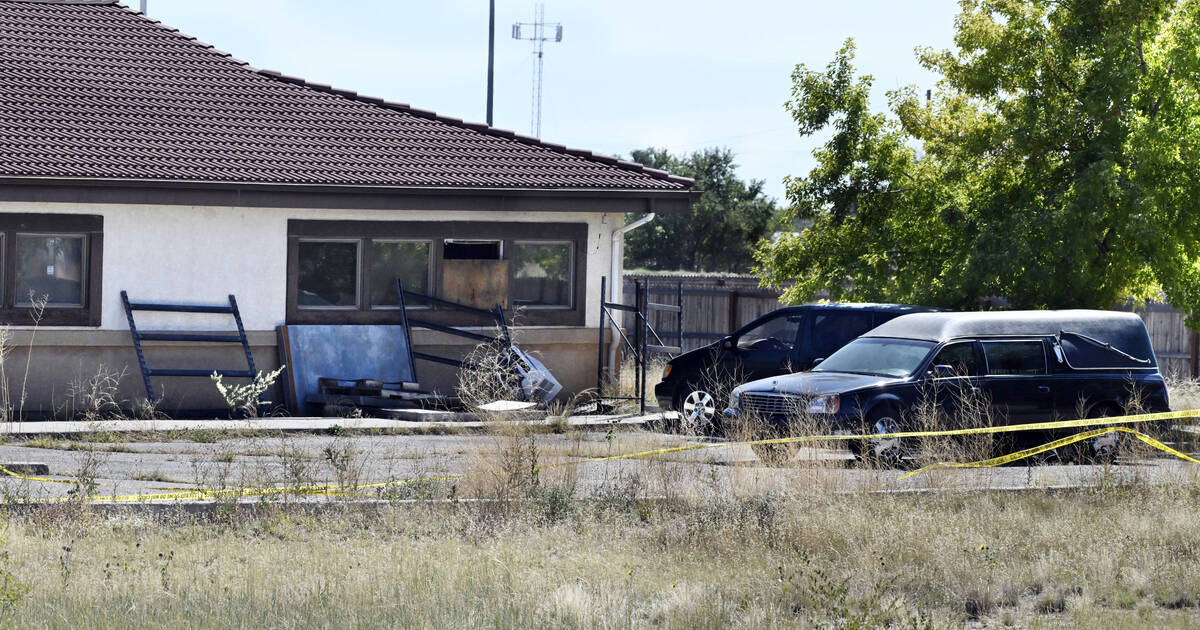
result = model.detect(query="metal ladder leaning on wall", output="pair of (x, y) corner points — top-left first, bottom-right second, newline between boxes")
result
(121, 290), (258, 406)
(596, 277), (682, 415)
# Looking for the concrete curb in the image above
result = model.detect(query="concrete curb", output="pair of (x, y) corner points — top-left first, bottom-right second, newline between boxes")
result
(0, 412), (675, 436)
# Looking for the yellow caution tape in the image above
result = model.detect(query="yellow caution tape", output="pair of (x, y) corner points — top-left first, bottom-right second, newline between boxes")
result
(546, 408), (1200, 464)
(0, 465), (76, 485)
(882, 426), (1200, 489)
(11, 408), (1200, 503)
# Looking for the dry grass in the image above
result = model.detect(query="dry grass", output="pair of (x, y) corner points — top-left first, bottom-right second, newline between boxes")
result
(0, 376), (1193, 626)
(0, 481), (1195, 628)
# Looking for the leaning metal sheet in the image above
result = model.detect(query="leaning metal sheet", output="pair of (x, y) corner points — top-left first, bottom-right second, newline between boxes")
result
(277, 325), (417, 414)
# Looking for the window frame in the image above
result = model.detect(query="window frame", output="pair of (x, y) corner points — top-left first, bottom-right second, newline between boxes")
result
(809, 310), (877, 359)
(367, 238), (434, 311)
(14, 232), (88, 308)
(510, 239), (575, 310)
(286, 220), (587, 327)
(0, 214), (102, 327)
(981, 339), (1048, 376)
(928, 340), (983, 379)
(295, 238), (362, 311)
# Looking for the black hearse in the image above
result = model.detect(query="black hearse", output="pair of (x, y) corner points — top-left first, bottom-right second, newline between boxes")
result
(725, 310), (1170, 463)
(654, 303), (936, 431)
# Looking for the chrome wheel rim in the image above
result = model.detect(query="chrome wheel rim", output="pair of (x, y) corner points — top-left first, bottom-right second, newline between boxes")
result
(681, 390), (716, 431)
(871, 417), (903, 461)
(1092, 432), (1119, 460)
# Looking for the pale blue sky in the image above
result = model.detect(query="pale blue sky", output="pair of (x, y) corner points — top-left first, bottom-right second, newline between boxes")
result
(143, 0), (961, 202)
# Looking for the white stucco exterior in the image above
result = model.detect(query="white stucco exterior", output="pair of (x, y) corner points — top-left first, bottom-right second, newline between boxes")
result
(0, 201), (617, 331)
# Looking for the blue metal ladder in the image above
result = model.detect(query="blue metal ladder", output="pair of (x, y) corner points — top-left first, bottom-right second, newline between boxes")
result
(121, 290), (257, 403)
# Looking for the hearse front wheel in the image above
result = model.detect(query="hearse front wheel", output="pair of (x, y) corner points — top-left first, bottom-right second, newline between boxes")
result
(854, 407), (907, 469)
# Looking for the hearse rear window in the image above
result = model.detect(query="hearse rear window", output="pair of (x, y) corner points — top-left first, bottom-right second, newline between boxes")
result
(983, 341), (1046, 375)
(1058, 333), (1151, 369)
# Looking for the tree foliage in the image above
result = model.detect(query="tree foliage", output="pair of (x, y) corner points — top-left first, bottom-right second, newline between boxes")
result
(625, 147), (778, 272)
(758, 1), (1200, 321)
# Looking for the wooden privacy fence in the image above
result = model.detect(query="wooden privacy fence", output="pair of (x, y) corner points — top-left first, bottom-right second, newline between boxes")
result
(622, 273), (786, 353)
(622, 273), (1200, 378)
(1124, 302), (1198, 378)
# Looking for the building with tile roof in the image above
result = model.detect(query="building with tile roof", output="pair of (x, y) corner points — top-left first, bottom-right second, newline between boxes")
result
(0, 0), (694, 413)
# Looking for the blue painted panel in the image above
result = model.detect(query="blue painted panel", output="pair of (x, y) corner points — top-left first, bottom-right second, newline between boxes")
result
(277, 325), (417, 414)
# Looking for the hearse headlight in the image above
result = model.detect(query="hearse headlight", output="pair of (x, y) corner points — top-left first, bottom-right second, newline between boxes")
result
(806, 394), (841, 415)
(728, 389), (742, 411)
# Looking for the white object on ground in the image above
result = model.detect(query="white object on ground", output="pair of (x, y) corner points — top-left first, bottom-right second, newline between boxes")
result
(478, 400), (537, 412)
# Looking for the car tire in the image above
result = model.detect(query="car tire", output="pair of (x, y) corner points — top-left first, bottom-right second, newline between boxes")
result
(1084, 403), (1122, 464)
(1060, 403), (1122, 464)
(852, 407), (908, 469)
(672, 387), (722, 436)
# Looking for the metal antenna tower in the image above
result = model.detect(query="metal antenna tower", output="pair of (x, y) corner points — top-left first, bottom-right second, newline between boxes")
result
(512, 3), (562, 138)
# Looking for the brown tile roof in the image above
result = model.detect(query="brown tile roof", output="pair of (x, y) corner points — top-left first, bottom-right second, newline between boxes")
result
(0, 0), (692, 191)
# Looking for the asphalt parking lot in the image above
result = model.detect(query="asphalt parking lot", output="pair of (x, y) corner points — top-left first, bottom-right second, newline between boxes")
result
(0, 427), (1194, 502)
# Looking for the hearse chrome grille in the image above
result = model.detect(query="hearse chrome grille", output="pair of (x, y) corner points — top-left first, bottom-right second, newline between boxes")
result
(740, 393), (806, 417)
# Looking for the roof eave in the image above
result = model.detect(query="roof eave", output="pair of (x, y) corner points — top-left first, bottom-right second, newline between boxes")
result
(0, 175), (694, 197)
(0, 175), (698, 213)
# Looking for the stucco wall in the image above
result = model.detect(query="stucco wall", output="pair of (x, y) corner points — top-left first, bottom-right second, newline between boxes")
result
(0, 201), (617, 331)
(0, 201), (621, 413)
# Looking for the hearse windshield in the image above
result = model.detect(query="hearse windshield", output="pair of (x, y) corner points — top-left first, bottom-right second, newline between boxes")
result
(812, 337), (935, 377)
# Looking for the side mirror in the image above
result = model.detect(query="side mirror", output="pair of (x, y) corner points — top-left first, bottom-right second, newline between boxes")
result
(930, 364), (955, 378)
(722, 337), (735, 350)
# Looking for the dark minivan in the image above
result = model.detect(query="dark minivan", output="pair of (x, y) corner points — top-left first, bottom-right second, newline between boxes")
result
(655, 303), (936, 431)
(726, 310), (1170, 463)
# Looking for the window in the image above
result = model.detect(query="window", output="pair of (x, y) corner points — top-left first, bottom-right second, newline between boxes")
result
(16, 234), (85, 307)
(297, 240), (359, 308)
(737, 313), (803, 351)
(0, 214), (102, 326)
(286, 220), (585, 326)
(512, 241), (573, 308)
(814, 338), (935, 378)
(369, 240), (431, 308)
(983, 341), (1046, 375)
(930, 342), (981, 377)
(443, 239), (501, 260)
(811, 311), (876, 357)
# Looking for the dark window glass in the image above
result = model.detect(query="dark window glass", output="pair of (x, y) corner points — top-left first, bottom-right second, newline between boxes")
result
(983, 341), (1046, 375)
(812, 311), (876, 357)
(814, 337), (935, 377)
(511, 242), (571, 307)
(737, 314), (803, 351)
(930, 342), (980, 376)
(297, 241), (358, 308)
(444, 240), (500, 260)
(369, 241), (430, 307)
(16, 234), (84, 306)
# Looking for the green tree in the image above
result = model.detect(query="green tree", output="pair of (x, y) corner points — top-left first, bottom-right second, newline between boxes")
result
(758, 1), (1200, 322)
(625, 148), (778, 272)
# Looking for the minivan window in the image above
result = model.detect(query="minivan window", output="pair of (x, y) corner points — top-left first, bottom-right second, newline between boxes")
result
(983, 341), (1046, 375)
(813, 337), (935, 377)
(812, 311), (877, 357)
(930, 342), (981, 376)
(737, 314), (804, 351)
